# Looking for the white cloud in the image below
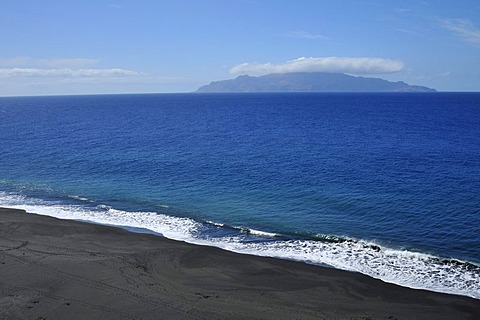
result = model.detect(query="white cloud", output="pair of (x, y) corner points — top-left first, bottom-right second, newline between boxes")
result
(0, 57), (142, 80)
(230, 57), (405, 75)
(440, 18), (480, 46)
(288, 31), (328, 40)
(0, 68), (142, 78)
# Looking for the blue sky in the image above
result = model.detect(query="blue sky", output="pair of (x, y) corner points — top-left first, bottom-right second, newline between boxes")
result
(1, 0), (479, 95)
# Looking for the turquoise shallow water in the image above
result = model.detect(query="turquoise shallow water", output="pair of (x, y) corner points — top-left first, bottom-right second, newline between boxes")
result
(0, 92), (479, 298)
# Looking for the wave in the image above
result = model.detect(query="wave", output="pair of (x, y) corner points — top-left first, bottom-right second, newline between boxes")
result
(205, 220), (280, 238)
(1, 190), (479, 299)
(67, 195), (92, 202)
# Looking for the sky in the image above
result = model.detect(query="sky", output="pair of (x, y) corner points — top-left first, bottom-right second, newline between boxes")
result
(1, 0), (479, 96)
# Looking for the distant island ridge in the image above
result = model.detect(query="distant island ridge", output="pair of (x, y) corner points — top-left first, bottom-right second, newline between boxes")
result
(196, 72), (436, 93)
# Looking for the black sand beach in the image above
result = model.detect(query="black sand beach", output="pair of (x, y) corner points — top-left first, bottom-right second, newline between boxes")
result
(0, 207), (478, 319)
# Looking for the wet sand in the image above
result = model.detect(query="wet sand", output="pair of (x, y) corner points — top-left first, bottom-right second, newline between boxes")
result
(0, 207), (478, 319)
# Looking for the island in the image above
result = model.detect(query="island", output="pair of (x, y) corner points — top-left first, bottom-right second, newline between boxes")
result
(196, 72), (436, 93)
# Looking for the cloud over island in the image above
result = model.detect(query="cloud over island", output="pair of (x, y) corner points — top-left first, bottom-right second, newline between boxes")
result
(230, 57), (405, 76)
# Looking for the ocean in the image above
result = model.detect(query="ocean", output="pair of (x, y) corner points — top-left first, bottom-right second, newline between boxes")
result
(0, 92), (479, 299)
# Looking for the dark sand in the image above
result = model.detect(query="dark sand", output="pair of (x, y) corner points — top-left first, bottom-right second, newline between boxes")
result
(0, 208), (478, 320)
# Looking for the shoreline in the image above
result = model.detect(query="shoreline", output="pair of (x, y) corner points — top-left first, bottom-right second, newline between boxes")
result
(1, 207), (479, 319)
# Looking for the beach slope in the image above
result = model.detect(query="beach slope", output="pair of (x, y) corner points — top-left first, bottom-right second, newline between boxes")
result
(0, 207), (478, 319)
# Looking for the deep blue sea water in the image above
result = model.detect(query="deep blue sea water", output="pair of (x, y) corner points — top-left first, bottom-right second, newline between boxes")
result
(0, 92), (479, 298)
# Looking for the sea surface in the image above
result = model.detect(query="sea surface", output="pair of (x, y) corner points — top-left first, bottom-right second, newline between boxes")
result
(0, 92), (479, 299)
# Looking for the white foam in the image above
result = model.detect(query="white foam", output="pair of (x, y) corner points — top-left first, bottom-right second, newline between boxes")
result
(206, 220), (225, 227)
(1, 191), (479, 299)
(68, 195), (90, 202)
(0, 192), (201, 242)
(245, 228), (279, 237)
(199, 237), (480, 299)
